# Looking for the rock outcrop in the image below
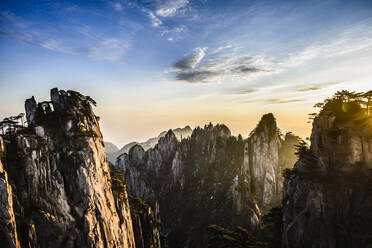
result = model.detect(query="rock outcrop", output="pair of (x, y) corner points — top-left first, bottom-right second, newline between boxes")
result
(0, 89), (137, 248)
(282, 109), (372, 247)
(243, 114), (283, 210)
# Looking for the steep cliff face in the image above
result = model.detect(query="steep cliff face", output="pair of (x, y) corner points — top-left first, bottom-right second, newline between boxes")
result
(0, 89), (136, 248)
(129, 196), (162, 248)
(282, 110), (372, 248)
(0, 136), (21, 248)
(240, 114), (301, 212)
(116, 117), (299, 247)
(242, 114), (283, 210)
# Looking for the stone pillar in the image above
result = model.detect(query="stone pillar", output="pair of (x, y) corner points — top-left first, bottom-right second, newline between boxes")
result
(51, 87), (59, 103)
(25, 96), (37, 126)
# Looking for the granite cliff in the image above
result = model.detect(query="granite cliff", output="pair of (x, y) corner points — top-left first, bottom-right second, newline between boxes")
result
(282, 91), (372, 248)
(0, 89), (160, 248)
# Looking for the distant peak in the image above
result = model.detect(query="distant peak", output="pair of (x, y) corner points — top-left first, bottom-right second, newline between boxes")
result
(191, 123), (231, 138)
(159, 129), (178, 144)
(165, 129), (177, 139)
(250, 113), (279, 137)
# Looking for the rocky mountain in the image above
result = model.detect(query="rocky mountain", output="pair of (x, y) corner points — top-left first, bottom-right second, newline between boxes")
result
(115, 115), (300, 247)
(105, 141), (119, 154)
(106, 126), (192, 164)
(0, 88), (160, 248)
(282, 91), (372, 248)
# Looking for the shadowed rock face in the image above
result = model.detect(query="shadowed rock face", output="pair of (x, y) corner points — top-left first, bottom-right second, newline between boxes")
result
(282, 111), (372, 248)
(0, 89), (136, 248)
(116, 117), (300, 247)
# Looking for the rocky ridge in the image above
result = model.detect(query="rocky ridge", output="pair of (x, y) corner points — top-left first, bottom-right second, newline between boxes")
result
(106, 126), (192, 164)
(115, 115), (300, 247)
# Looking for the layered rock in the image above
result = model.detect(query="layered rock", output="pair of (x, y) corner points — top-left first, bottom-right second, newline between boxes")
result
(0, 89), (136, 248)
(282, 110), (372, 248)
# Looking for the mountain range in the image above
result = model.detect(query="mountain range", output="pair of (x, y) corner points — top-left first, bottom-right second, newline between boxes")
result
(1, 88), (371, 248)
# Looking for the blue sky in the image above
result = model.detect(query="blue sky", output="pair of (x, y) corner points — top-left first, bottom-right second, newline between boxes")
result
(1, 0), (372, 146)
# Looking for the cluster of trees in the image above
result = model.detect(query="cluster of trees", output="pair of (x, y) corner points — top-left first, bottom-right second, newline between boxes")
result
(0, 113), (25, 136)
(67, 90), (97, 107)
(309, 90), (372, 122)
(207, 225), (264, 248)
(109, 164), (128, 199)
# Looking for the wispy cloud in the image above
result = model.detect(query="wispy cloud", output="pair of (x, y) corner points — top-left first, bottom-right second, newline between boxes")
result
(169, 46), (272, 83)
(232, 89), (258, 95)
(295, 82), (339, 92)
(81, 38), (130, 61)
(155, 0), (189, 17)
(266, 98), (305, 104)
(0, 11), (130, 61)
(283, 23), (372, 68)
(146, 10), (162, 27)
(173, 47), (207, 69)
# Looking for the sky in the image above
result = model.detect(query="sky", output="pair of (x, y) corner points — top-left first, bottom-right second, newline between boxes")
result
(0, 0), (372, 147)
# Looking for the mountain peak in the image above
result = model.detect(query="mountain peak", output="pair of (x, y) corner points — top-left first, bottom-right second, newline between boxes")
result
(160, 129), (178, 144)
(250, 113), (279, 137)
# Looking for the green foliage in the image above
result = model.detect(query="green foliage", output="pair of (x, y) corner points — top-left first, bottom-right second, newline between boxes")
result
(0, 113), (26, 137)
(294, 141), (314, 161)
(109, 165), (128, 199)
(67, 90), (97, 107)
(129, 195), (149, 215)
(207, 225), (264, 248)
(254, 113), (277, 136)
(311, 90), (372, 125)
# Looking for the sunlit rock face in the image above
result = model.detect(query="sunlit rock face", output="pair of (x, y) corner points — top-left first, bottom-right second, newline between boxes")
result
(1, 89), (136, 248)
(0, 136), (21, 248)
(242, 113), (283, 210)
(116, 118), (299, 247)
(311, 111), (372, 173)
(241, 114), (301, 211)
(282, 111), (372, 248)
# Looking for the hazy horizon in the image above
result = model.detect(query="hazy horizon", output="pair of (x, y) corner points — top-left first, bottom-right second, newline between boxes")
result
(1, 0), (372, 146)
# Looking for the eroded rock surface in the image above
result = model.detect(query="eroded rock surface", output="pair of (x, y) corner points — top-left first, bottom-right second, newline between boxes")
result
(1, 89), (136, 248)
(282, 111), (372, 248)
